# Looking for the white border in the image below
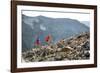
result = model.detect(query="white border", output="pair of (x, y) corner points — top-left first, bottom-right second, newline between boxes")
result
(17, 5), (94, 68)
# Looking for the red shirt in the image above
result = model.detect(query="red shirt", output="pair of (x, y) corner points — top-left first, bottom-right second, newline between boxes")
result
(45, 35), (51, 42)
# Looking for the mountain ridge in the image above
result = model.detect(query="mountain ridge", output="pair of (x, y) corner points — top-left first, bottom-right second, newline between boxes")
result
(22, 14), (89, 51)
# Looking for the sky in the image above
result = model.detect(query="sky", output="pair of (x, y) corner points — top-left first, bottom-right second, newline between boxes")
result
(22, 10), (90, 22)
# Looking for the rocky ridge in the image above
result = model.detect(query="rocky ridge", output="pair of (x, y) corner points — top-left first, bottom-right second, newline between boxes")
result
(22, 32), (90, 62)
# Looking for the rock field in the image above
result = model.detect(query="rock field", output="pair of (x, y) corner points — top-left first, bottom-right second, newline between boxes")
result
(22, 32), (90, 62)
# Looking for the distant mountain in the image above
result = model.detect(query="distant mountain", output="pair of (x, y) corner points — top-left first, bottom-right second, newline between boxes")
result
(81, 21), (90, 27)
(22, 14), (89, 52)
